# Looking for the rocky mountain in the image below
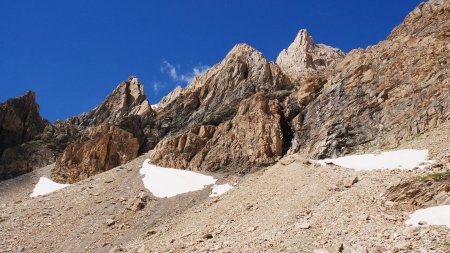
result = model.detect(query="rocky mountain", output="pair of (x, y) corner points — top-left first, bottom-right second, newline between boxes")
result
(0, 92), (54, 179)
(0, 0), (448, 182)
(285, 0), (449, 158)
(66, 76), (152, 128)
(51, 77), (155, 183)
(0, 1), (449, 252)
(276, 29), (344, 82)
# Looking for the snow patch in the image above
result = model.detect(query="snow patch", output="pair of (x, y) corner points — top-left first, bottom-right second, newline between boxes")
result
(209, 183), (234, 197)
(405, 205), (450, 228)
(140, 159), (217, 198)
(314, 149), (433, 171)
(30, 177), (69, 197)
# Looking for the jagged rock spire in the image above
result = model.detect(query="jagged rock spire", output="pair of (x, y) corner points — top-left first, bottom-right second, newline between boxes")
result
(276, 29), (344, 81)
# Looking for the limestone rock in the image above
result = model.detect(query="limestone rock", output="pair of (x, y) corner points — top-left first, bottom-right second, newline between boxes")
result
(67, 76), (152, 128)
(154, 44), (292, 134)
(51, 124), (140, 183)
(150, 125), (216, 169)
(276, 29), (344, 82)
(343, 176), (358, 188)
(385, 172), (450, 210)
(152, 93), (285, 173)
(287, 0), (450, 158)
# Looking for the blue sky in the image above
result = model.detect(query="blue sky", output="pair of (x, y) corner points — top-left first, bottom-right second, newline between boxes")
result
(0, 0), (422, 122)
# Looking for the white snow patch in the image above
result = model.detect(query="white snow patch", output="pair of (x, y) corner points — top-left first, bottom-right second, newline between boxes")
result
(151, 104), (158, 109)
(209, 183), (234, 197)
(405, 205), (450, 228)
(314, 149), (433, 171)
(30, 177), (69, 197)
(140, 159), (217, 198)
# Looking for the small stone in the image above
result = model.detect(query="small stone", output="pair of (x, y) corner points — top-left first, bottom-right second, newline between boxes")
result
(403, 226), (419, 236)
(385, 200), (396, 207)
(298, 222), (311, 229)
(418, 220), (428, 225)
(395, 241), (412, 250)
(203, 233), (213, 239)
(104, 179), (114, 183)
(343, 176), (358, 188)
(247, 226), (256, 232)
(106, 218), (116, 226)
(17, 246), (25, 252)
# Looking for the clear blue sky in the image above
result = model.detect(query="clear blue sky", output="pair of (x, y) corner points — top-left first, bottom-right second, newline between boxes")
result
(0, 0), (422, 122)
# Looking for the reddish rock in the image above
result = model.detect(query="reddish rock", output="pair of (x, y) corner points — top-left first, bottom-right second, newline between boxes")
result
(51, 124), (140, 183)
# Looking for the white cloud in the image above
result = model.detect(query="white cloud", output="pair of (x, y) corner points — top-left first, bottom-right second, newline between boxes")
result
(161, 59), (209, 84)
(152, 81), (166, 93)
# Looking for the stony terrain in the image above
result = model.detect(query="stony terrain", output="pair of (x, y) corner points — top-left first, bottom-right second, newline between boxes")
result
(0, 0), (449, 252)
(1, 122), (448, 253)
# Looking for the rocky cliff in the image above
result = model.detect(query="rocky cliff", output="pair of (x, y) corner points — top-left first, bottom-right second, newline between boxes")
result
(152, 93), (286, 173)
(0, 92), (52, 179)
(51, 124), (140, 183)
(285, 0), (449, 158)
(276, 29), (344, 82)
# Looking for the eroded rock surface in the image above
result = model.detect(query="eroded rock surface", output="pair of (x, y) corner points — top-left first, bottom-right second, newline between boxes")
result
(276, 29), (344, 82)
(0, 92), (51, 179)
(51, 124), (139, 183)
(67, 76), (152, 128)
(286, 0), (450, 158)
(154, 44), (292, 134)
(152, 93), (285, 173)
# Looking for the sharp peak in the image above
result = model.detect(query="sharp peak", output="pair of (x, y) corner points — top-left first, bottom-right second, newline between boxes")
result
(225, 43), (267, 61)
(293, 28), (315, 46)
(227, 43), (262, 55)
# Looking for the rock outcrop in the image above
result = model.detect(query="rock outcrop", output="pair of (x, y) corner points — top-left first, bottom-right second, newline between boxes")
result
(386, 172), (450, 210)
(51, 124), (140, 183)
(154, 44), (292, 134)
(0, 92), (52, 179)
(0, 91), (47, 151)
(152, 93), (285, 173)
(276, 29), (344, 82)
(67, 76), (152, 128)
(286, 0), (450, 158)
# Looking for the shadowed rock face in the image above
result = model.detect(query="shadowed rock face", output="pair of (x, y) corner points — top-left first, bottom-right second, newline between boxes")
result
(51, 124), (140, 183)
(0, 91), (47, 150)
(151, 93), (285, 173)
(0, 92), (51, 179)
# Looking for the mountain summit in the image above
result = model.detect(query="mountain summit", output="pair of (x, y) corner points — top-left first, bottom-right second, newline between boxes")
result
(276, 29), (344, 81)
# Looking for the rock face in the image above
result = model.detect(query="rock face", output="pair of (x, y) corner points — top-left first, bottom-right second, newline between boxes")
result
(152, 93), (285, 173)
(0, 91), (47, 151)
(3, 0), (449, 181)
(276, 29), (344, 82)
(385, 172), (450, 210)
(51, 124), (139, 183)
(154, 44), (292, 134)
(68, 76), (152, 128)
(286, 0), (450, 158)
(0, 92), (52, 179)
